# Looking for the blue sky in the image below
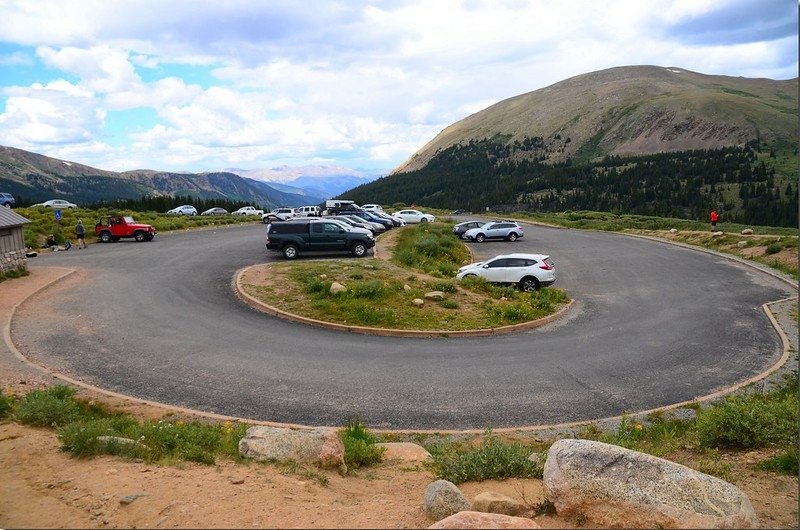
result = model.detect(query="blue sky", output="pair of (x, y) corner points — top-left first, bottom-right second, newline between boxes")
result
(0, 0), (796, 176)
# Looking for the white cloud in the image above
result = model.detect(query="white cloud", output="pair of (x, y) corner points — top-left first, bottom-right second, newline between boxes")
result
(0, 0), (795, 172)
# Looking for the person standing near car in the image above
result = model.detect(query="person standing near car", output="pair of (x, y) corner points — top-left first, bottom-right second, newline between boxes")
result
(75, 219), (87, 249)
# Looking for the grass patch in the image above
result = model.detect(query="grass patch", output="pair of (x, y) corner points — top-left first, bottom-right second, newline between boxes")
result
(0, 389), (13, 419)
(0, 266), (29, 283)
(756, 446), (798, 475)
(391, 222), (471, 277)
(340, 419), (385, 470)
(426, 430), (545, 484)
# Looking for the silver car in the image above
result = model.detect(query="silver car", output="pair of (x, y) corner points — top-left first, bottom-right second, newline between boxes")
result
(463, 221), (523, 242)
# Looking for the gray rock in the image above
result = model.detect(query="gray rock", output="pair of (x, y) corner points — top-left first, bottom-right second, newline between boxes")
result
(239, 426), (346, 471)
(711, 231), (724, 237)
(119, 493), (146, 505)
(471, 491), (525, 516)
(96, 436), (149, 452)
(669, 228), (678, 234)
(741, 228), (754, 235)
(375, 442), (430, 463)
(737, 240), (748, 248)
(425, 291), (445, 300)
(413, 298), (424, 306)
(543, 439), (757, 528)
(424, 480), (471, 521)
(330, 281), (346, 294)
(428, 511), (539, 529)
(403, 284), (412, 291)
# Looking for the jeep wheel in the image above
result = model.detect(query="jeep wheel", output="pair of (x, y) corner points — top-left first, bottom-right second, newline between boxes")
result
(507, 232), (518, 242)
(99, 231), (112, 243)
(475, 233), (486, 243)
(134, 231), (146, 242)
(351, 242), (367, 257)
(283, 244), (299, 259)
(420, 217), (428, 223)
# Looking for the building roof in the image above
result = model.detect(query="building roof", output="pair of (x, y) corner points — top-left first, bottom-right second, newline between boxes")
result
(0, 207), (31, 229)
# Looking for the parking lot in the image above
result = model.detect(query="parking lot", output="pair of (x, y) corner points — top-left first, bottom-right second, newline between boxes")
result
(11, 221), (795, 430)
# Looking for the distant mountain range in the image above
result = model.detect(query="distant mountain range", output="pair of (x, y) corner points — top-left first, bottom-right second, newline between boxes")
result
(223, 166), (382, 198)
(0, 146), (380, 209)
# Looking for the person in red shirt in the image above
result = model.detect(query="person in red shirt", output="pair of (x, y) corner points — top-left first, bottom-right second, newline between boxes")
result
(710, 210), (719, 229)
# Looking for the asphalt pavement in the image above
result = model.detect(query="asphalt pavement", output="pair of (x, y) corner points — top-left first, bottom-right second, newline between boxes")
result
(11, 221), (795, 430)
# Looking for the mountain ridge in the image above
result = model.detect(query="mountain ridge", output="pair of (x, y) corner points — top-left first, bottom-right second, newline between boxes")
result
(392, 65), (797, 174)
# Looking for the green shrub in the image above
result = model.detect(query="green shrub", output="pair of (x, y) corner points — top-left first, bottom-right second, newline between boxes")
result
(695, 392), (798, 448)
(756, 446), (798, 475)
(427, 431), (544, 484)
(440, 299), (459, 309)
(14, 386), (81, 427)
(340, 419), (385, 469)
(57, 416), (142, 457)
(0, 389), (13, 418)
(765, 243), (782, 255)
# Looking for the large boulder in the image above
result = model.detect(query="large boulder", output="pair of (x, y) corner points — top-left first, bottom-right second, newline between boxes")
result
(239, 426), (346, 472)
(543, 439), (757, 529)
(428, 511), (539, 529)
(424, 480), (471, 521)
(472, 491), (526, 516)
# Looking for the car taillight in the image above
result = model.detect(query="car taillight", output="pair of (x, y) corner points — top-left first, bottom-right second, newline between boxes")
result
(539, 259), (553, 270)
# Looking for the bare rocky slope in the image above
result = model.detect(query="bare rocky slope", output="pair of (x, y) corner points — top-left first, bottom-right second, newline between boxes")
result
(393, 65), (798, 173)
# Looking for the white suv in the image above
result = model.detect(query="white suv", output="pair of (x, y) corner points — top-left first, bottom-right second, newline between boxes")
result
(296, 205), (320, 217)
(456, 253), (555, 292)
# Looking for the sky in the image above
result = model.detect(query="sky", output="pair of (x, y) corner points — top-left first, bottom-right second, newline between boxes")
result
(0, 0), (796, 176)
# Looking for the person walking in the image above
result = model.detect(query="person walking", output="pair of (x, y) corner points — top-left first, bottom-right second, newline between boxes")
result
(710, 210), (719, 230)
(75, 219), (87, 249)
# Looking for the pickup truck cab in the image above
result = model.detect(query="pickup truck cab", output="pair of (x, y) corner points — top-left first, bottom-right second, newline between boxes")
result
(266, 218), (375, 259)
(95, 215), (156, 242)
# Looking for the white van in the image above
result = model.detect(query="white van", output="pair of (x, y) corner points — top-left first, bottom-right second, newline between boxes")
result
(296, 205), (321, 217)
(361, 204), (383, 212)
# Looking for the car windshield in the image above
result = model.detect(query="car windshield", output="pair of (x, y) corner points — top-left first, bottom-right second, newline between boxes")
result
(124, 216), (135, 223)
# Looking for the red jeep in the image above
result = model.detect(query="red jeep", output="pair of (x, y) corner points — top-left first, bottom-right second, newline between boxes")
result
(95, 215), (156, 242)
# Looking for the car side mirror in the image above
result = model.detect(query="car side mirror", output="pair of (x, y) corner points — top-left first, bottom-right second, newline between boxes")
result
(482, 264), (489, 269)
(339, 229), (345, 233)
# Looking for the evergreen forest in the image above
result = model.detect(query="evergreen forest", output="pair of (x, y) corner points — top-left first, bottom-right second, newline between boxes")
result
(345, 138), (798, 228)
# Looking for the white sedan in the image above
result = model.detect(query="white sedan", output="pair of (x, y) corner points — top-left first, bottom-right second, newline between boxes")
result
(35, 199), (78, 209)
(456, 253), (555, 292)
(393, 209), (435, 223)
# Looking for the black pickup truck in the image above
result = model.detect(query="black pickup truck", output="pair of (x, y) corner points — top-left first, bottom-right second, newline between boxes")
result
(266, 218), (375, 259)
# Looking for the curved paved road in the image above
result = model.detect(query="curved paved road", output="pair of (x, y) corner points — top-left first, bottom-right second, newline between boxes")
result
(12, 222), (794, 430)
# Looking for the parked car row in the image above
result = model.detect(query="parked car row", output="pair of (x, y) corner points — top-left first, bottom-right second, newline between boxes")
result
(453, 220), (524, 242)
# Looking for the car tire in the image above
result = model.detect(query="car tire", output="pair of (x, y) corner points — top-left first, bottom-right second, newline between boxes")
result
(99, 231), (111, 243)
(421, 218), (428, 223)
(283, 244), (299, 259)
(475, 233), (486, 243)
(519, 276), (540, 292)
(263, 217), (270, 224)
(134, 231), (146, 242)
(508, 232), (518, 242)
(351, 242), (367, 257)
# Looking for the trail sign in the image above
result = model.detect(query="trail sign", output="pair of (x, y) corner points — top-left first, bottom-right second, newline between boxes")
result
(55, 209), (62, 221)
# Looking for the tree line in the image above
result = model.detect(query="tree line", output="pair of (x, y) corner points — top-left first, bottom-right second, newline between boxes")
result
(344, 138), (798, 228)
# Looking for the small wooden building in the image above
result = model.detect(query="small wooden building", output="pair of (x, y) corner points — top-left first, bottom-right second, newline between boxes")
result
(0, 207), (31, 274)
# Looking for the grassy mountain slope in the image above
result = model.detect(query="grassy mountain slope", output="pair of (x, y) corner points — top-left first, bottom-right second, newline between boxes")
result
(394, 65), (798, 173)
(0, 146), (320, 208)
